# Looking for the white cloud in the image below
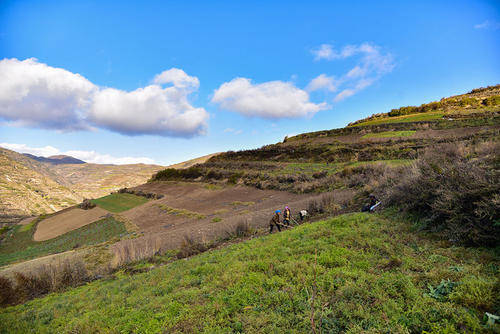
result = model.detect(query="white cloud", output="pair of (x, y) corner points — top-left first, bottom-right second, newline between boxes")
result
(0, 58), (96, 131)
(474, 20), (500, 30)
(0, 142), (156, 165)
(306, 74), (339, 92)
(212, 78), (328, 119)
(89, 85), (208, 137)
(0, 143), (60, 157)
(0, 58), (207, 137)
(153, 68), (200, 90)
(333, 89), (356, 102)
(310, 43), (394, 102)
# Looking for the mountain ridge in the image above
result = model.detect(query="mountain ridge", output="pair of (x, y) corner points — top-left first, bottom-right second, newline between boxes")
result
(23, 154), (86, 165)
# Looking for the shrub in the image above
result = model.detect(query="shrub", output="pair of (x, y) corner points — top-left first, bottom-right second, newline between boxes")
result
(151, 167), (202, 181)
(382, 142), (500, 246)
(0, 276), (14, 306)
(111, 236), (163, 267)
(312, 171), (327, 179)
(79, 199), (96, 210)
(176, 236), (207, 259)
(0, 260), (91, 306)
(233, 221), (252, 237)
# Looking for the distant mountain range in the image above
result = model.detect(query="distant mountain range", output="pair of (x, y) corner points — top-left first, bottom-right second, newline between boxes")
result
(0, 148), (165, 219)
(23, 154), (86, 165)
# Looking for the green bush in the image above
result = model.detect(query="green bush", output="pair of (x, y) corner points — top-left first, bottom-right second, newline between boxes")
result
(482, 96), (500, 106)
(151, 167), (202, 181)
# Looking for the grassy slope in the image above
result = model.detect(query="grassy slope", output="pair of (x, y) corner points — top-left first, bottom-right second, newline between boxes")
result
(352, 111), (445, 126)
(362, 130), (416, 138)
(91, 193), (149, 213)
(1, 213), (497, 333)
(0, 216), (127, 266)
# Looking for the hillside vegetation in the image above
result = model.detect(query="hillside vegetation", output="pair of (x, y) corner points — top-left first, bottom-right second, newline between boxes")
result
(1, 213), (498, 333)
(0, 147), (163, 219)
(0, 85), (498, 332)
(151, 85), (499, 196)
(0, 215), (127, 266)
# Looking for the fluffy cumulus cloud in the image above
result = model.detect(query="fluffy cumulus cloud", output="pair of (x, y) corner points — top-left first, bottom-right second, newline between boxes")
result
(309, 43), (394, 102)
(0, 58), (96, 130)
(212, 78), (327, 119)
(89, 85), (208, 137)
(153, 68), (200, 90)
(0, 142), (155, 165)
(0, 59), (207, 137)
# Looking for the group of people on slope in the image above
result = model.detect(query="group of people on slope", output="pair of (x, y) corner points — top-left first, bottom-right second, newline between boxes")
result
(269, 206), (308, 233)
(270, 194), (380, 233)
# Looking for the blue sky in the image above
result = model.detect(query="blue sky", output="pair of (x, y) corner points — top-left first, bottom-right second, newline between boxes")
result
(0, 0), (499, 165)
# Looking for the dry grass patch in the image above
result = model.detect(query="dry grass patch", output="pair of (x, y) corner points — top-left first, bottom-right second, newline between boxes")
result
(156, 204), (206, 219)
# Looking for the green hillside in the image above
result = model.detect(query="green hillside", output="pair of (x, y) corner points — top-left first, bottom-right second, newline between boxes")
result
(1, 213), (498, 333)
(151, 86), (499, 196)
(0, 85), (498, 333)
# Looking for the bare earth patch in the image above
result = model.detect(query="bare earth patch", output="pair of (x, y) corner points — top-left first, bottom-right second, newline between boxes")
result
(18, 217), (36, 226)
(115, 182), (337, 254)
(33, 207), (109, 241)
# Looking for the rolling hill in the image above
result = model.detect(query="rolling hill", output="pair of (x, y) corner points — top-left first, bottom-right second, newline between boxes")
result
(0, 85), (498, 333)
(0, 147), (164, 220)
(23, 154), (86, 165)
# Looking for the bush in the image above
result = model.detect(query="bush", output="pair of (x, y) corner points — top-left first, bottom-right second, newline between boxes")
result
(151, 167), (202, 181)
(79, 199), (96, 210)
(0, 260), (91, 307)
(383, 142), (500, 246)
(176, 236), (207, 259)
(0, 276), (14, 306)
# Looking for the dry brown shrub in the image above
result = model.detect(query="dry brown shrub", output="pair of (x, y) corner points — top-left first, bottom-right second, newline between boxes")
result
(111, 235), (163, 267)
(176, 235), (207, 259)
(381, 141), (499, 246)
(0, 276), (14, 306)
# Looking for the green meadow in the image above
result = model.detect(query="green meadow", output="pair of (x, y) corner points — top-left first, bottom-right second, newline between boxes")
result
(1, 213), (497, 333)
(91, 193), (149, 213)
(362, 130), (416, 138)
(0, 216), (127, 266)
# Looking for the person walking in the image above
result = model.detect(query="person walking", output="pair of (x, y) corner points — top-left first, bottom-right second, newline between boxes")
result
(270, 210), (281, 233)
(283, 206), (291, 227)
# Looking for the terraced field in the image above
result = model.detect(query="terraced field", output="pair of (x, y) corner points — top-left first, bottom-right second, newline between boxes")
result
(0, 215), (127, 266)
(91, 193), (149, 213)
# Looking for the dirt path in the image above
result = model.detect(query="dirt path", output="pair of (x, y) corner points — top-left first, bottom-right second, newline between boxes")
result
(34, 207), (109, 241)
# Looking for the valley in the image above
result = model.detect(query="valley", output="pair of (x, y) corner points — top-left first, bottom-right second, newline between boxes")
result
(0, 85), (498, 333)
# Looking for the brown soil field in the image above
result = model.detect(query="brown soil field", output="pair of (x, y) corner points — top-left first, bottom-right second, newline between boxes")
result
(33, 207), (109, 241)
(8, 181), (350, 276)
(127, 182), (312, 231)
(116, 182), (347, 253)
